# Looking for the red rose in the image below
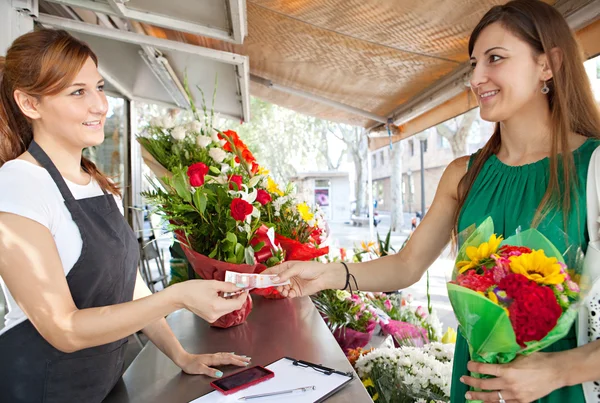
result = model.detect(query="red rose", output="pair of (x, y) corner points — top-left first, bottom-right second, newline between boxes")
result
(256, 189), (272, 205)
(230, 198), (253, 221)
(228, 174), (243, 190)
(187, 162), (209, 187)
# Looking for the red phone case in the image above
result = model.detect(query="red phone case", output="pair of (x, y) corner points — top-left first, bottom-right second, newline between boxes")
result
(210, 366), (275, 395)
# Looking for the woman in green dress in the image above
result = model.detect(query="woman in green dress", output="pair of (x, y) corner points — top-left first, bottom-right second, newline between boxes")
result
(266, 0), (600, 401)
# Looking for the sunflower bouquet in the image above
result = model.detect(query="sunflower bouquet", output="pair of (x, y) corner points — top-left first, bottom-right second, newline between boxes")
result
(447, 217), (586, 401)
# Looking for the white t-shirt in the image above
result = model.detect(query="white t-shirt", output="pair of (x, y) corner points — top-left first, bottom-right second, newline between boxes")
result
(0, 159), (124, 336)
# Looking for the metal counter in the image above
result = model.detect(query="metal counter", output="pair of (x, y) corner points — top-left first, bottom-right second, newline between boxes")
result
(104, 296), (372, 403)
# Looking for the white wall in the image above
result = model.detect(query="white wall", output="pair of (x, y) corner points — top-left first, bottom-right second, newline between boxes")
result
(330, 176), (350, 223)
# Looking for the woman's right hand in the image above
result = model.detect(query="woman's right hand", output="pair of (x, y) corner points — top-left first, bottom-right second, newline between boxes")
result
(265, 261), (345, 298)
(175, 280), (248, 323)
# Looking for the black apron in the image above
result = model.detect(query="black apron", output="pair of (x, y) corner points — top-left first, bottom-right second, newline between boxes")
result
(0, 141), (138, 402)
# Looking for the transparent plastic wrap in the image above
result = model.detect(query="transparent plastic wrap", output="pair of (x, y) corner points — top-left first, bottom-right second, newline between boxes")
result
(446, 217), (589, 402)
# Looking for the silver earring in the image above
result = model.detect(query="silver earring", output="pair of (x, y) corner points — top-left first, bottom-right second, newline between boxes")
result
(541, 81), (550, 94)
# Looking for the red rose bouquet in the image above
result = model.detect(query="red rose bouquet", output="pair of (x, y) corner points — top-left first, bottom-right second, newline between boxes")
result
(139, 95), (330, 322)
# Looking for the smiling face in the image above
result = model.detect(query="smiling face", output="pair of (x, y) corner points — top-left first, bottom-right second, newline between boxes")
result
(469, 22), (549, 123)
(27, 57), (108, 150)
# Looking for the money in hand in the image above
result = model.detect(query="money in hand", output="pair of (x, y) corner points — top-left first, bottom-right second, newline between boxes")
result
(223, 271), (290, 297)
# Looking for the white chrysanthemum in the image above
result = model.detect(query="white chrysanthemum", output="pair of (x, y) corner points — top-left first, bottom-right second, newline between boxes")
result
(209, 148), (227, 163)
(171, 125), (187, 141)
(196, 135), (212, 148)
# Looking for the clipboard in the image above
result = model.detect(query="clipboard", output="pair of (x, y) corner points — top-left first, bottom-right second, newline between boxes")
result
(189, 357), (354, 403)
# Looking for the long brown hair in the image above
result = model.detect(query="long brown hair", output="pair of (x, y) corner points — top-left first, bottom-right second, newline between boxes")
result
(453, 0), (600, 241)
(0, 29), (120, 196)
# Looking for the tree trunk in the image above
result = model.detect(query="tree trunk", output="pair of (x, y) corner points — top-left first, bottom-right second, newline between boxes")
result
(436, 109), (478, 158)
(390, 142), (404, 232)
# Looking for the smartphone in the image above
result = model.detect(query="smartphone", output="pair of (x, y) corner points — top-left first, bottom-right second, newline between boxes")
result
(210, 365), (275, 395)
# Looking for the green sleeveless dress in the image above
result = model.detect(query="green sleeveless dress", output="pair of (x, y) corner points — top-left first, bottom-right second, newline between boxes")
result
(450, 138), (600, 403)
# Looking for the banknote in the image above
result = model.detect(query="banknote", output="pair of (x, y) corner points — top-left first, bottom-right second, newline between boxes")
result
(222, 271), (290, 297)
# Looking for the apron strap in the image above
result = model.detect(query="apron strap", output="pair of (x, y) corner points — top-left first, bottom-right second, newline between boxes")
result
(28, 141), (76, 202)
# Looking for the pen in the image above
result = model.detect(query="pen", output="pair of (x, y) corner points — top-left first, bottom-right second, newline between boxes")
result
(238, 385), (316, 401)
(293, 360), (353, 377)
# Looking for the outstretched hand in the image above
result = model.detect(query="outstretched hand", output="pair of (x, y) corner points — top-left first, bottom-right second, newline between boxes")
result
(264, 260), (342, 298)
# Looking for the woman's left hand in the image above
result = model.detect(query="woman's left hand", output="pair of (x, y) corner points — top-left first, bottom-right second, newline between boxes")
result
(460, 352), (564, 402)
(176, 352), (251, 377)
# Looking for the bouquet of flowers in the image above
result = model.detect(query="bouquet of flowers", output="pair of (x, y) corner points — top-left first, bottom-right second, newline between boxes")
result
(140, 93), (329, 325)
(312, 290), (378, 352)
(353, 343), (454, 403)
(447, 217), (586, 398)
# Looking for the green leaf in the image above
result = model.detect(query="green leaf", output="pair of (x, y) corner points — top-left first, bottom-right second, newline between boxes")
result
(193, 190), (207, 214)
(209, 166), (221, 175)
(253, 241), (265, 252)
(226, 232), (237, 245)
(244, 246), (256, 265)
(235, 243), (244, 262)
(208, 243), (219, 259)
(173, 171), (192, 202)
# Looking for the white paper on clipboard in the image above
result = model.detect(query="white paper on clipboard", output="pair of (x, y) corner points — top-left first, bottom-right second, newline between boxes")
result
(190, 357), (353, 403)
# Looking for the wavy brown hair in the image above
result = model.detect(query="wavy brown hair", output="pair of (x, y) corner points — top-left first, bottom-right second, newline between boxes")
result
(0, 29), (120, 196)
(453, 0), (600, 241)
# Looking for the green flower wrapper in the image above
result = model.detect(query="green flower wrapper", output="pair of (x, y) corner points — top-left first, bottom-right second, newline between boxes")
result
(447, 217), (587, 403)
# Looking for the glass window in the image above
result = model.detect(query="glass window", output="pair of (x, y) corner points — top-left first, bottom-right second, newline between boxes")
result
(83, 96), (127, 208)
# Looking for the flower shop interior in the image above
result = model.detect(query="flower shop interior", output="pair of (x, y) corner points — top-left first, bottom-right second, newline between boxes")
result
(2, 1), (600, 402)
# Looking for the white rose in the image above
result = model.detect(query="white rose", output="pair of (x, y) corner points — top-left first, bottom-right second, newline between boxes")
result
(196, 135), (212, 148)
(162, 115), (175, 129)
(188, 120), (203, 133)
(219, 139), (227, 147)
(210, 131), (221, 143)
(209, 147), (227, 163)
(171, 125), (187, 141)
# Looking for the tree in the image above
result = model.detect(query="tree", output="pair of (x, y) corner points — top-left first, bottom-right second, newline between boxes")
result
(390, 141), (404, 232)
(328, 124), (367, 215)
(435, 109), (479, 158)
(229, 98), (329, 183)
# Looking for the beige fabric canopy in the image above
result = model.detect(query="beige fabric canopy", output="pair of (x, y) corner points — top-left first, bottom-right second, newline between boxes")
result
(136, 0), (599, 144)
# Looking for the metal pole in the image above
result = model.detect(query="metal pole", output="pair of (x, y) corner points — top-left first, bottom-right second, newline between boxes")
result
(367, 150), (375, 242)
(420, 140), (426, 219)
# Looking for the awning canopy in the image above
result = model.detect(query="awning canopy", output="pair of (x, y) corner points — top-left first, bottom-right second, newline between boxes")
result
(129, 0), (600, 148)
(38, 0), (251, 122)
(34, 0), (600, 144)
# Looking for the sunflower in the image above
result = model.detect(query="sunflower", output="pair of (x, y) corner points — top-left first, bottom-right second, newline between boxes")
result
(457, 234), (503, 274)
(509, 249), (565, 285)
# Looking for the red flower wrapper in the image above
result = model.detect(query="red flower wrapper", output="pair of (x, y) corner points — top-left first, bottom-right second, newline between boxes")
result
(176, 231), (264, 328)
(275, 233), (329, 261)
